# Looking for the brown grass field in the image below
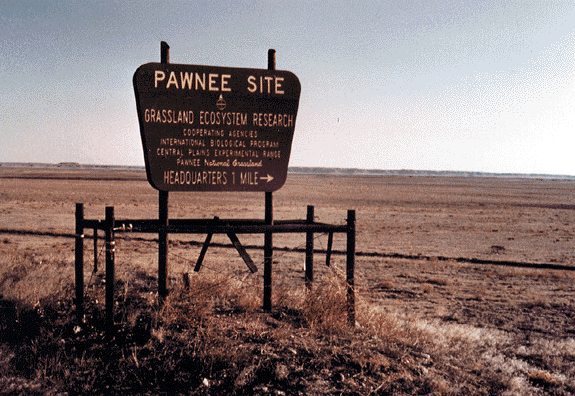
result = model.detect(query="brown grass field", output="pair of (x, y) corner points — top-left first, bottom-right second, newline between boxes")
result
(1, 164), (575, 395)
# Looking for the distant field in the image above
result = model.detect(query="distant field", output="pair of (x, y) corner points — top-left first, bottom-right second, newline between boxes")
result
(1, 163), (573, 264)
(1, 164), (575, 394)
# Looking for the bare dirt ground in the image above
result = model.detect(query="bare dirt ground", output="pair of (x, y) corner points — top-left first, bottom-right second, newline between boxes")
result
(1, 165), (575, 394)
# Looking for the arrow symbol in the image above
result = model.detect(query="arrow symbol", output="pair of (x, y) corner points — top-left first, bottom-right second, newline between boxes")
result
(260, 174), (274, 183)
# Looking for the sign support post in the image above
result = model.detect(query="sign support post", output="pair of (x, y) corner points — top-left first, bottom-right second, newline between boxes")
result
(263, 49), (276, 311)
(158, 190), (169, 303)
(263, 191), (273, 311)
(158, 41), (170, 303)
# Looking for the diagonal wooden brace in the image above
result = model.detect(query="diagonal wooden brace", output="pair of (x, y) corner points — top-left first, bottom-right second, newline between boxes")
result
(194, 233), (213, 272)
(227, 233), (258, 273)
(326, 232), (334, 267)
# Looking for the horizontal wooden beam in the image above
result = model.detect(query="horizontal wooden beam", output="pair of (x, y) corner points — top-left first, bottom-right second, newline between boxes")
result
(80, 218), (349, 235)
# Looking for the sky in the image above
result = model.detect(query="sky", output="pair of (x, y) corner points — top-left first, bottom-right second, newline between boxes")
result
(1, 0), (575, 175)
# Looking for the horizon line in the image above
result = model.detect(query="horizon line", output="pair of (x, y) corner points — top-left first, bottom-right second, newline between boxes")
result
(1, 161), (574, 179)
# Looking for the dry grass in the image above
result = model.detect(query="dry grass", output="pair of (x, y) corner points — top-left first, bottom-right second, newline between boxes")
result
(2, 250), (575, 394)
(0, 252), (73, 304)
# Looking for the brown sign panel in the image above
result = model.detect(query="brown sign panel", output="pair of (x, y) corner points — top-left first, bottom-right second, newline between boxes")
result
(133, 62), (301, 192)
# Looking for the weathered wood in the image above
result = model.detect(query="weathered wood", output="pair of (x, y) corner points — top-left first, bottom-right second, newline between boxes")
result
(263, 49), (276, 312)
(263, 191), (273, 311)
(158, 42), (170, 303)
(194, 233), (213, 272)
(75, 204), (357, 327)
(346, 210), (356, 326)
(158, 191), (169, 302)
(105, 206), (115, 335)
(75, 203), (84, 323)
(81, 217), (348, 234)
(305, 205), (314, 287)
(227, 233), (258, 273)
(326, 232), (333, 267)
(93, 228), (98, 273)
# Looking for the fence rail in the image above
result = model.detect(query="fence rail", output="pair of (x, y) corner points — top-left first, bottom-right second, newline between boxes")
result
(74, 203), (356, 335)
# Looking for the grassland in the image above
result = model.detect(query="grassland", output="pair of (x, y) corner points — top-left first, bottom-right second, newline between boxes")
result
(1, 164), (575, 395)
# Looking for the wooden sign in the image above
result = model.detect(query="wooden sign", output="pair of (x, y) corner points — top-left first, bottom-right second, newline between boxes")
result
(133, 62), (301, 191)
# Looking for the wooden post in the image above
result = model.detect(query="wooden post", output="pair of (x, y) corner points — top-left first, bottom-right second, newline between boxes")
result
(75, 203), (84, 323)
(346, 210), (356, 326)
(263, 191), (273, 311)
(158, 41), (170, 303)
(194, 233), (213, 272)
(325, 232), (333, 267)
(305, 205), (314, 287)
(93, 228), (98, 273)
(158, 190), (169, 303)
(105, 206), (115, 334)
(161, 40), (170, 64)
(263, 49), (276, 312)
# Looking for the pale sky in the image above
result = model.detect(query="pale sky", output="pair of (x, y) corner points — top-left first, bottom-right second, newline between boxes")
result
(2, 0), (574, 175)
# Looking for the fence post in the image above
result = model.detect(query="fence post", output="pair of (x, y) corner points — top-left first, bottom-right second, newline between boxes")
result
(346, 210), (356, 326)
(305, 205), (314, 288)
(105, 206), (115, 335)
(75, 203), (84, 323)
(93, 228), (98, 273)
(263, 191), (273, 311)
